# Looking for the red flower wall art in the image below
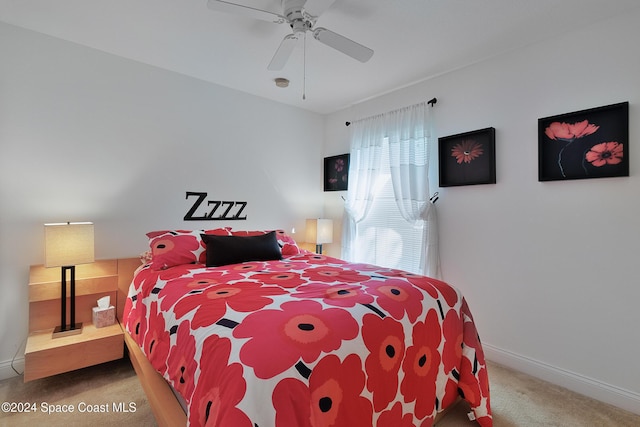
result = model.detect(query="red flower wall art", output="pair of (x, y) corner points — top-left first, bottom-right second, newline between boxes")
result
(538, 102), (629, 181)
(439, 127), (496, 187)
(324, 154), (350, 191)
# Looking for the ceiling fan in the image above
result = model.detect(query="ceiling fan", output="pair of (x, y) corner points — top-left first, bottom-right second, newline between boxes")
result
(206, 0), (374, 70)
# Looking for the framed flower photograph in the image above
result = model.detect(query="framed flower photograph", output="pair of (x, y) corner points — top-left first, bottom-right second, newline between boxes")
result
(324, 153), (350, 191)
(438, 127), (496, 187)
(538, 102), (629, 182)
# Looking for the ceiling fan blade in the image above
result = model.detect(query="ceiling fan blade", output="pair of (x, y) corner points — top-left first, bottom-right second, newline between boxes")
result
(303, 0), (337, 18)
(268, 34), (300, 71)
(206, 0), (285, 24)
(312, 27), (374, 63)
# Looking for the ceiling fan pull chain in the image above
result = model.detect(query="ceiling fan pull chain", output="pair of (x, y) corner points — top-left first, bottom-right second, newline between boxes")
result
(302, 32), (307, 100)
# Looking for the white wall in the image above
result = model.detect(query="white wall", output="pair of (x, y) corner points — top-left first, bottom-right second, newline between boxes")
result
(325, 10), (640, 414)
(0, 22), (325, 376)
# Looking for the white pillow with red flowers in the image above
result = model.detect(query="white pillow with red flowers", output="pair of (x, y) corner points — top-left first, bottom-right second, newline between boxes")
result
(146, 228), (231, 270)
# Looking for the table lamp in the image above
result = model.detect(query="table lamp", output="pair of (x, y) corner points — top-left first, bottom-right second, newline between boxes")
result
(44, 222), (95, 338)
(305, 218), (333, 254)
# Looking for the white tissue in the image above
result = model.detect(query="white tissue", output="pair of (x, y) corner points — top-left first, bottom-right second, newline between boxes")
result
(97, 295), (110, 309)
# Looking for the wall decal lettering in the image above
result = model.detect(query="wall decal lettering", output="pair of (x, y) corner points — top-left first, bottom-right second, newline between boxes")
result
(184, 191), (247, 221)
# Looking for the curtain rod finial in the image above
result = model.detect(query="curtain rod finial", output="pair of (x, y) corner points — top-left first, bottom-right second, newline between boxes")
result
(427, 98), (437, 107)
(345, 121), (351, 126)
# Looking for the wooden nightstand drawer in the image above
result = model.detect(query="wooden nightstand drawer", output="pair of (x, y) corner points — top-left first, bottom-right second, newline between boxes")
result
(24, 323), (123, 382)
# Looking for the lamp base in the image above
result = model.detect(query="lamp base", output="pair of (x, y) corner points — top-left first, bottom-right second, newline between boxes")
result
(52, 323), (83, 339)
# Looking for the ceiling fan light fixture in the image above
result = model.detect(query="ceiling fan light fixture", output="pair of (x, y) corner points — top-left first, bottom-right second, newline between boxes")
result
(275, 77), (290, 88)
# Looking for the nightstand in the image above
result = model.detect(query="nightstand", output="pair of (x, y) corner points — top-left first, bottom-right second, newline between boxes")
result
(24, 259), (124, 382)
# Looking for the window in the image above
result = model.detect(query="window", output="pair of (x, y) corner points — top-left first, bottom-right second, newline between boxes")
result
(343, 101), (438, 278)
(352, 140), (424, 274)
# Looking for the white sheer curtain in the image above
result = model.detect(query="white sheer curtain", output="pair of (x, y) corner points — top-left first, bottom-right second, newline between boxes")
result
(342, 102), (441, 278)
(341, 115), (386, 262)
(386, 102), (440, 278)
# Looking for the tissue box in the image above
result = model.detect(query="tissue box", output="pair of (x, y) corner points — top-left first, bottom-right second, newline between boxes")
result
(92, 306), (115, 328)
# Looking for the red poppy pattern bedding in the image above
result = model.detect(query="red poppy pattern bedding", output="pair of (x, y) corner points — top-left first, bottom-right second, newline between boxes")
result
(124, 249), (492, 427)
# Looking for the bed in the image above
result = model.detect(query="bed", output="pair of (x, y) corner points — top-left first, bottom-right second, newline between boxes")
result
(120, 228), (492, 427)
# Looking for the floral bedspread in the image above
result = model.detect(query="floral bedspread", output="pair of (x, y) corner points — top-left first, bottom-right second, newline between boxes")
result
(123, 252), (492, 427)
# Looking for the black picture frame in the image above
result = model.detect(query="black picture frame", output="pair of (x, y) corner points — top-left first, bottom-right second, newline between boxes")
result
(439, 127), (496, 187)
(538, 102), (629, 182)
(324, 154), (350, 191)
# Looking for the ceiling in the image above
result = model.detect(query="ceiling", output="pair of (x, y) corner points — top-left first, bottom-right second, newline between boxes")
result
(2, 0), (639, 114)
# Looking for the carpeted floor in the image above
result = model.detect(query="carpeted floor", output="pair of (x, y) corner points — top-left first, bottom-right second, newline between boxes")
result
(438, 362), (640, 427)
(0, 358), (153, 427)
(1, 358), (638, 426)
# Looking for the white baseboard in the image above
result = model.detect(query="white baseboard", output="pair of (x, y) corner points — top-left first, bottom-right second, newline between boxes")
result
(483, 342), (640, 416)
(0, 357), (24, 381)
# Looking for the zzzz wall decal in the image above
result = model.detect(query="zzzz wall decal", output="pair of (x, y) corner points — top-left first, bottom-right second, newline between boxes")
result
(184, 192), (247, 221)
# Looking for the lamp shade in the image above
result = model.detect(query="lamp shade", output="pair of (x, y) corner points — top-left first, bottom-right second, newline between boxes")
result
(44, 222), (95, 267)
(305, 219), (333, 244)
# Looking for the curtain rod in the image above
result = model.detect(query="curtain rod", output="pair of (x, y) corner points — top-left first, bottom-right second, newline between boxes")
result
(345, 97), (437, 127)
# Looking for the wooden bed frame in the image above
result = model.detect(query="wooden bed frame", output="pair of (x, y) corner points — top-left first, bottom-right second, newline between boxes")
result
(114, 257), (459, 426)
(116, 257), (187, 427)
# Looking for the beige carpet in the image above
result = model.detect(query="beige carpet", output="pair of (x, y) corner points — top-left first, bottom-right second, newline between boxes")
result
(0, 358), (154, 427)
(438, 362), (640, 427)
(1, 358), (638, 427)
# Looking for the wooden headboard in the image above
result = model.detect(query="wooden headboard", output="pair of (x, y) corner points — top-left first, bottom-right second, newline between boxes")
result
(27, 258), (141, 332)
